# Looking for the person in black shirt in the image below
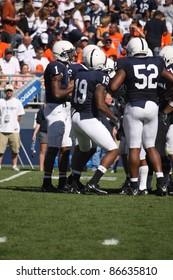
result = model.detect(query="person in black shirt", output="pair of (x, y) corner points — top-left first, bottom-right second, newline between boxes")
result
(32, 105), (47, 172)
(144, 10), (167, 53)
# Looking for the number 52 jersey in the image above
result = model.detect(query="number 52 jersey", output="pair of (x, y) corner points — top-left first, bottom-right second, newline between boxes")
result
(116, 56), (165, 107)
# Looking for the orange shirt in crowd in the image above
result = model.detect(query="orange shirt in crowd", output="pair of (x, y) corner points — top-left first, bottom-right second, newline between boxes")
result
(97, 25), (110, 37)
(43, 48), (55, 62)
(0, 42), (10, 58)
(76, 48), (82, 64)
(101, 45), (118, 59)
(110, 33), (123, 54)
(161, 32), (172, 48)
(1, 1), (17, 34)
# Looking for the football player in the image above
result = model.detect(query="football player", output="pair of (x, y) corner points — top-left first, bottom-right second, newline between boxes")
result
(110, 37), (173, 196)
(41, 40), (75, 192)
(155, 45), (173, 195)
(64, 45), (100, 194)
(71, 49), (119, 195)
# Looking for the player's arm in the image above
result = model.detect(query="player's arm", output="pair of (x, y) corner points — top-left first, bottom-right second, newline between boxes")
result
(163, 103), (173, 113)
(95, 85), (117, 122)
(161, 68), (173, 84)
(51, 73), (73, 99)
(109, 69), (126, 92)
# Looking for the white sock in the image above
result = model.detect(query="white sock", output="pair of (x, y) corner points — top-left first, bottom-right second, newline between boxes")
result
(98, 165), (107, 173)
(139, 165), (148, 191)
(155, 172), (164, 178)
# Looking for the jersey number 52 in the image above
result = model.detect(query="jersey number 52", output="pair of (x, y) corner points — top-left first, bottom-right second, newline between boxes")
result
(134, 64), (158, 89)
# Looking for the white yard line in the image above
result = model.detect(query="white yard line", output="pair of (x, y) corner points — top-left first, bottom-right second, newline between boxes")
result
(0, 237), (7, 243)
(102, 239), (119, 246)
(0, 171), (30, 183)
(51, 176), (117, 181)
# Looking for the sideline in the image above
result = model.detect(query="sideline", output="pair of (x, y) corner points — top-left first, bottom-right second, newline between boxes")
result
(0, 171), (31, 183)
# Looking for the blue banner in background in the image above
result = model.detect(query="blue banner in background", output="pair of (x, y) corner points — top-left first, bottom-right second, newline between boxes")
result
(16, 78), (41, 106)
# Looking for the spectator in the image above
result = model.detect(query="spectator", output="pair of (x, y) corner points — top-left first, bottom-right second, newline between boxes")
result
(109, 0), (125, 24)
(0, 65), (7, 90)
(161, 19), (172, 47)
(75, 36), (89, 63)
(39, 32), (55, 63)
(16, 8), (30, 46)
(87, 0), (107, 27)
(30, 7), (49, 48)
(24, 2), (37, 35)
(65, 1), (86, 44)
(129, 17), (145, 38)
(53, 30), (63, 43)
(139, 10), (150, 29)
(27, 46), (49, 74)
(1, 0), (20, 48)
(32, 104), (48, 172)
(16, 35), (36, 65)
(58, 0), (74, 20)
(40, 19), (56, 48)
(144, 10), (167, 53)
(83, 15), (97, 44)
(0, 48), (20, 75)
(109, 23), (123, 56)
(0, 26), (10, 59)
(0, 84), (25, 171)
(97, 31), (114, 48)
(101, 32), (118, 58)
(15, 63), (32, 89)
(118, 10), (133, 35)
(96, 15), (111, 42)
(29, 0), (47, 14)
(135, 0), (158, 20)
(158, 0), (173, 30)
(46, 1), (60, 30)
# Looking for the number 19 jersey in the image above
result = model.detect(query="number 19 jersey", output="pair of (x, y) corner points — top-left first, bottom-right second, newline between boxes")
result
(72, 70), (110, 119)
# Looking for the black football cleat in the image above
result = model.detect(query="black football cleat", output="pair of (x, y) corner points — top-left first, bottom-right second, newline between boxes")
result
(86, 182), (108, 195)
(168, 184), (173, 196)
(41, 184), (57, 193)
(119, 180), (130, 195)
(128, 187), (139, 196)
(128, 182), (139, 196)
(156, 184), (167, 196)
(68, 181), (81, 194)
(138, 189), (148, 195)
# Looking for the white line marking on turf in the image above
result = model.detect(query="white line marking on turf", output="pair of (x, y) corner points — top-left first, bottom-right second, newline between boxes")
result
(102, 239), (119, 246)
(0, 237), (7, 243)
(51, 176), (117, 181)
(0, 171), (30, 183)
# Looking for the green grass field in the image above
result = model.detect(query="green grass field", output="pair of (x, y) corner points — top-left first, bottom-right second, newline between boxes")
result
(0, 166), (173, 260)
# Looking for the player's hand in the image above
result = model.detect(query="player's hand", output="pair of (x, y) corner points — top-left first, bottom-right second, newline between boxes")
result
(160, 112), (168, 126)
(111, 118), (121, 130)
